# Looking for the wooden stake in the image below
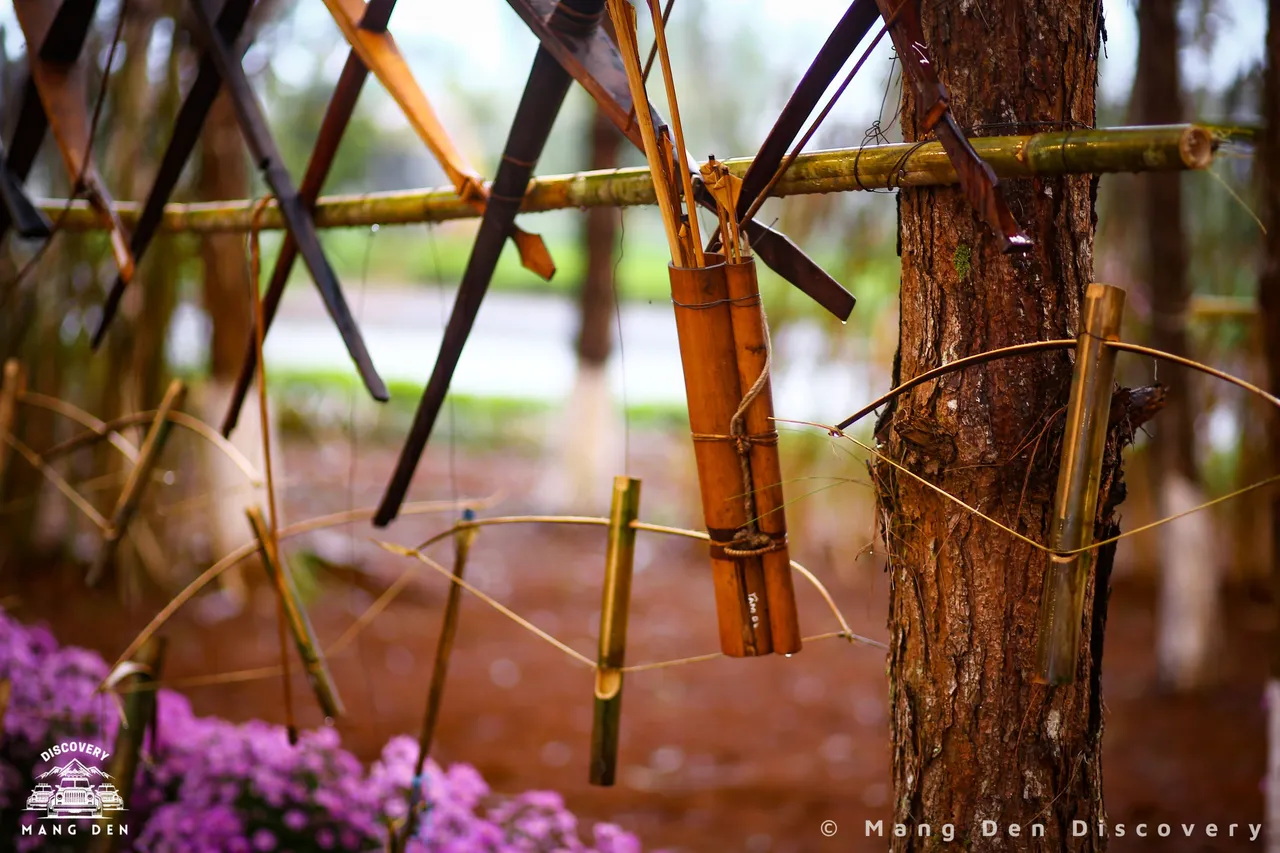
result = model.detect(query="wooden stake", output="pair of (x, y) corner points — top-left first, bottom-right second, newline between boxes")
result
(246, 505), (346, 718)
(724, 258), (801, 655)
(590, 476), (641, 786)
(1034, 284), (1126, 685)
(0, 359), (25, 496)
(669, 258), (772, 656)
(87, 379), (185, 588)
(94, 636), (166, 853)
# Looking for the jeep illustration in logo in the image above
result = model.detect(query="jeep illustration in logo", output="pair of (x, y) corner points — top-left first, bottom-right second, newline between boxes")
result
(26, 758), (114, 819)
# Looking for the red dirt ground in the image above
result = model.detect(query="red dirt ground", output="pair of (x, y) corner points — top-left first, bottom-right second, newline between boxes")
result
(3, 438), (1270, 852)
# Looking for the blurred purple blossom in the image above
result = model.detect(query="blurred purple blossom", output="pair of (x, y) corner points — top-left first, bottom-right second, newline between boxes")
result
(0, 611), (654, 853)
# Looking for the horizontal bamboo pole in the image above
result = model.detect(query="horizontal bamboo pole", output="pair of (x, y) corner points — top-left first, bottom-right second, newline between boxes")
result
(36, 125), (1232, 234)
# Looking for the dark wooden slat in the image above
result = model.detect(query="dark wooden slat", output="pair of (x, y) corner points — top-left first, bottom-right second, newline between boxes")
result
(220, 0), (398, 436)
(91, 0), (256, 349)
(186, 0), (388, 402)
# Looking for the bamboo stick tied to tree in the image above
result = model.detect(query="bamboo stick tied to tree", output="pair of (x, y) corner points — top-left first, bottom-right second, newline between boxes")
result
(1034, 284), (1126, 685)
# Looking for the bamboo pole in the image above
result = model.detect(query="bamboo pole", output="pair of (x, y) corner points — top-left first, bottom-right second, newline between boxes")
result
(246, 505), (346, 719)
(0, 359), (24, 494)
(669, 258), (772, 657)
(590, 476), (641, 787)
(1034, 284), (1126, 685)
(33, 125), (1225, 233)
(86, 379), (185, 588)
(94, 636), (166, 853)
(724, 257), (801, 655)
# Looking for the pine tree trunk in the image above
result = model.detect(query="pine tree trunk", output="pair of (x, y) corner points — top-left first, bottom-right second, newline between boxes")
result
(1259, 0), (1280, 848)
(1134, 0), (1220, 692)
(541, 105), (622, 512)
(873, 1), (1112, 848)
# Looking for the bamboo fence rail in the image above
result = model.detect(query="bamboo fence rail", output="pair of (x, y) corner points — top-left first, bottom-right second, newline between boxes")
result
(32, 124), (1240, 234)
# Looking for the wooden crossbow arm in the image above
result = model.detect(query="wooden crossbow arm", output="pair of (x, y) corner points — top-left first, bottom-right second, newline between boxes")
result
(320, 0), (555, 281)
(503, 0), (856, 322)
(11, 0), (135, 280)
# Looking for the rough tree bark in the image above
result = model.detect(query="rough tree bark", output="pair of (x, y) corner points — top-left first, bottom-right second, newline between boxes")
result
(1259, 1), (1280, 848)
(872, 1), (1119, 848)
(1134, 0), (1220, 692)
(541, 104), (623, 512)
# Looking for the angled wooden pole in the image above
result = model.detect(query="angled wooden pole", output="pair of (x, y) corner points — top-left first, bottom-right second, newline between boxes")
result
(1034, 284), (1126, 685)
(246, 505), (346, 719)
(590, 476), (641, 786)
(86, 379), (186, 588)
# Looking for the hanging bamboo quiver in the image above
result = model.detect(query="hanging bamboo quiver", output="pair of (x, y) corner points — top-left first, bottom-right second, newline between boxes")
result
(669, 256), (773, 657)
(723, 256), (801, 654)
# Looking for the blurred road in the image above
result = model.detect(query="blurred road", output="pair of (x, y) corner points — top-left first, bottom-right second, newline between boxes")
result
(171, 283), (884, 425)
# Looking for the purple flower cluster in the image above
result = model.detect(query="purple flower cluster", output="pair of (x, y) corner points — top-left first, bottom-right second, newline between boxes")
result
(0, 611), (650, 853)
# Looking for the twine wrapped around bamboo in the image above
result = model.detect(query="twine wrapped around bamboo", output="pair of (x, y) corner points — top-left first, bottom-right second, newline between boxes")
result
(1033, 283), (1126, 685)
(669, 257), (773, 657)
(724, 257), (801, 654)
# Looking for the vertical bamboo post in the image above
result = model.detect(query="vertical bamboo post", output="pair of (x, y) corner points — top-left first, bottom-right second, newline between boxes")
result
(95, 636), (166, 853)
(1034, 284), (1126, 685)
(724, 258), (802, 654)
(87, 379), (186, 587)
(0, 359), (24, 495)
(669, 257), (773, 657)
(590, 476), (641, 786)
(246, 505), (346, 718)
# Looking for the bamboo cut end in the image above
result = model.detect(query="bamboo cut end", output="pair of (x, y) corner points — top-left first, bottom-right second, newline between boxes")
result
(594, 666), (623, 701)
(1179, 127), (1215, 170)
(1082, 284), (1126, 340)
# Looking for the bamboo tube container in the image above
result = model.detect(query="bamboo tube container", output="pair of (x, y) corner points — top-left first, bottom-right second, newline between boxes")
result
(0, 359), (24, 494)
(1033, 284), (1125, 685)
(590, 476), (641, 786)
(669, 256), (773, 657)
(87, 379), (186, 587)
(724, 257), (801, 654)
(246, 505), (346, 718)
(95, 636), (166, 853)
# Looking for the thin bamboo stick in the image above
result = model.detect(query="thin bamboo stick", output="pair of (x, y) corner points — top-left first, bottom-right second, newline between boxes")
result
(94, 636), (166, 853)
(724, 258), (801, 655)
(644, 0), (703, 266)
(33, 125), (1223, 233)
(0, 359), (24, 494)
(590, 476), (641, 787)
(608, 0), (685, 264)
(87, 379), (186, 587)
(245, 505), (346, 719)
(1033, 284), (1126, 685)
(669, 258), (772, 657)
(398, 509), (478, 849)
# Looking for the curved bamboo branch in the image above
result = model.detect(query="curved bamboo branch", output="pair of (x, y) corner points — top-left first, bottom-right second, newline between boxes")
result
(103, 496), (499, 681)
(38, 408), (262, 485)
(19, 392), (140, 461)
